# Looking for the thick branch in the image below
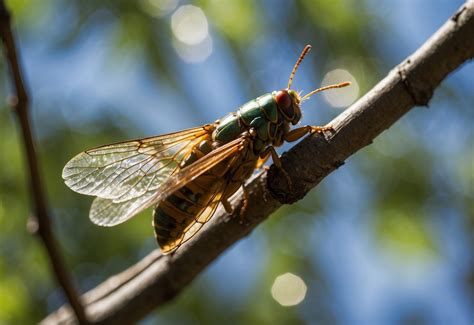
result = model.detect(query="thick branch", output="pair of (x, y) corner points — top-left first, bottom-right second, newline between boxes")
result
(0, 2), (88, 323)
(43, 1), (474, 324)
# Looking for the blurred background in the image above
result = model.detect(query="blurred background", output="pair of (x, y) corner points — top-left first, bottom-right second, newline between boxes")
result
(0, 0), (473, 324)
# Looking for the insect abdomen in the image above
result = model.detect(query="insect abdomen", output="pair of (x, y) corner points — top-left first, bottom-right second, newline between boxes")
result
(153, 182), (211, 252)
(152, 138), (221, 253)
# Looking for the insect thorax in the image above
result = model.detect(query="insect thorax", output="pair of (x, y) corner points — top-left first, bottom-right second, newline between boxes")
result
(212, 92), (292, 153)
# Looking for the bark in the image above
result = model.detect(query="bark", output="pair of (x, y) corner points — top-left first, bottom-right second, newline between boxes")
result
(43, 1), (474, 324)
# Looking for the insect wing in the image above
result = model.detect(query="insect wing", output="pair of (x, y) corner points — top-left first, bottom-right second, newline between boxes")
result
(150, 135), (249, 204)
(158, 180), (227, 253)
(88, 134), (249, 227)
(62, 125), (213, 202)
(157, 137), (251, 253)
(89, 195), (158, 226)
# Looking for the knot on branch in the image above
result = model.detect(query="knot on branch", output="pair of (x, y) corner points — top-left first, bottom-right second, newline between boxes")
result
(451, 4), (467, 23)
(267, 165), (294, 203)
(398, 59), (434, 107)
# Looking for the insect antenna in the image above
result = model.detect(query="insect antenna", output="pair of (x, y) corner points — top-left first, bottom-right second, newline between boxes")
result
(288, 44), (312, 89)
(301, 81), (351, 102)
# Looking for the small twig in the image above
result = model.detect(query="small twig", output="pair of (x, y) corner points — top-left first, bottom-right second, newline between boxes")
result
(0, 2), (88, 323)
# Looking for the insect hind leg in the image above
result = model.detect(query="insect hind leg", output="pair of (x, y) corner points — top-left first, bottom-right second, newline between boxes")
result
(260, 146), (293, 192)
(222, 198), (233, 214)
(239, 184), (250, 222)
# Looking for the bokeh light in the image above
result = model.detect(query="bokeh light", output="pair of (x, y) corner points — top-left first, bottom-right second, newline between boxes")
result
(271, 273), (307, 307)
(171, 5), (209, 45)
(172, 35), (213, 63)
(170, 5), (212, 63)
(321, 69), (359, 108)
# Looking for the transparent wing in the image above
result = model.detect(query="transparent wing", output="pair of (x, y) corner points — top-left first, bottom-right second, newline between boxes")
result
(90, 194), (155, 226)
(62, 125), (213, 201)
(158, 180), (227, 253)
(151, 135), (249, 204)
(88, 134), (250, 227)
(158, 137), (251, 253)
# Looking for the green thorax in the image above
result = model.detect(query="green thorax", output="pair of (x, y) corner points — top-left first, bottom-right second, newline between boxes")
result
(212, 92), (288, 153)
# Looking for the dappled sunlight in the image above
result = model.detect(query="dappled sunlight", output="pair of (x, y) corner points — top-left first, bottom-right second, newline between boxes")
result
(321, 69), (359, 108)
(170, 5), (213, 63)
(171, 5), (208, 45)
(271, 273), (307, 307)
(172, 35), (213, 64)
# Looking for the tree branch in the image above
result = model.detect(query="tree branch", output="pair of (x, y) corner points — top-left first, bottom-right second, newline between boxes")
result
(0, 2), (88, 323)
(42, 1), (474, 324)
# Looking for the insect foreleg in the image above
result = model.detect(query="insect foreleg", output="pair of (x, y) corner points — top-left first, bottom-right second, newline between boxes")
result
(260, 146), (282, 168)
(284, 125), (334, 142)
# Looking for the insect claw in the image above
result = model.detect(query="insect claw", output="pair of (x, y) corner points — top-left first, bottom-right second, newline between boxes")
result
(310, 125), (334, 134)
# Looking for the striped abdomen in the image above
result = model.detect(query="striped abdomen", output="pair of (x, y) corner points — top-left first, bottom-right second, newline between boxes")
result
(153, 137), (230, 253)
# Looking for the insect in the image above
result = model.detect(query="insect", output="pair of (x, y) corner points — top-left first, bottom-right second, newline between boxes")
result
(62, 45), (350, 254)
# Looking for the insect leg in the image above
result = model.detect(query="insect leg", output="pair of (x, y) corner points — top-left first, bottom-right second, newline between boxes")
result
(239, 184), (249, 221)
(284, 125), (334, 142)
(263, 146), (293, 190)
(309, 125), (334, 134)
(256, 149), (271, 170)
(261, 146), (282, 168)
(219, 183), (249, 222)
(222, 198), (233, 214)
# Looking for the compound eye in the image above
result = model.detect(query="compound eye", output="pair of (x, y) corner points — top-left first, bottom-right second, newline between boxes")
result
(275, 90), (291, 109)
(275, 90), (294, 119)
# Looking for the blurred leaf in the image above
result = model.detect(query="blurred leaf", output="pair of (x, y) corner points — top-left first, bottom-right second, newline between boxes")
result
(200, 0), (261, 43)
(374, 208), (437, 260)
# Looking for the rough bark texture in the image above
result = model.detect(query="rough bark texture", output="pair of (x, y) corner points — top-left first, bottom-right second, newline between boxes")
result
(43, 1), (474, 324)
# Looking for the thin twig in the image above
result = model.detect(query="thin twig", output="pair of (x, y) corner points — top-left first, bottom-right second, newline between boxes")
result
(0, 2), (88, 323)
(44, 0), (474, 324)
